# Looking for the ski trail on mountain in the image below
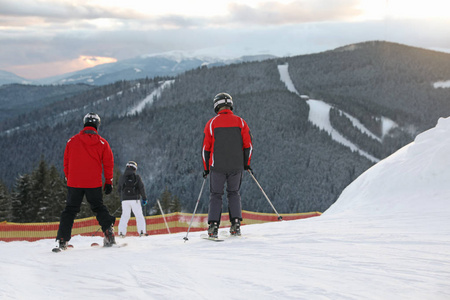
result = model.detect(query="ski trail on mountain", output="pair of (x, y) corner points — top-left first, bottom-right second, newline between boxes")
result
(127, 80), (174, 116)
(277, 63), (379, 163)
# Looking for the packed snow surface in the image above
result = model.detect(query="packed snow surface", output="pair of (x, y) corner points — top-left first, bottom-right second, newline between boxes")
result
(1, 113), (450, 299)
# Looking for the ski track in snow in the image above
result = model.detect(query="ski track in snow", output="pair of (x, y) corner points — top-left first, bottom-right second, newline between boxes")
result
(127, 80), (174, 116)
(278, 63), (379, 163)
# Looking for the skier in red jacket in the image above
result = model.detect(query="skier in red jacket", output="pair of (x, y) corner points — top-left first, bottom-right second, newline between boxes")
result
(202, 93), (253, 238)
(55, 112), (116, 250)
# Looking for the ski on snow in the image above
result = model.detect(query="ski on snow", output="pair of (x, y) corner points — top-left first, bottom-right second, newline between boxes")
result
(91, 242), (128, 248)
(51, 242), (127, 252)
(200, 231), (244, 242)
(51, 244), (74, 253)
(200, 234), (224, 242)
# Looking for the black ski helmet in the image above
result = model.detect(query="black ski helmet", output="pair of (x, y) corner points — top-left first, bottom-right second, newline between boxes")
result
(213, 93), (233, 113)
(83, 112), (101, 129)
(126, 161), (138, 170)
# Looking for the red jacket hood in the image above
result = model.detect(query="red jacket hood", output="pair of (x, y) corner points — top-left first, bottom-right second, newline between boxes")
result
(217, 109), (233, 115)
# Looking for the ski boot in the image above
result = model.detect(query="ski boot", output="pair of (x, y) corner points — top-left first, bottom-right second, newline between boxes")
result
(139, 230), (149, 237)
(58, 238), (69, 250)
(230, 218), (241, 236)
(103, 224), (116, 247)
(119, 232), (125, 238)
(52, 238), (72, 252)
(208, 222), (219, 238)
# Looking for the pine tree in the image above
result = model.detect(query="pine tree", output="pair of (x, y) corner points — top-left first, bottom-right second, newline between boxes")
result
(153, 187), (180, 215)
(0, 181), (10, 221)
(32, 159), (50, 222)
(153, 187), (171, 215)
(47, 165), (66, 222)
(11, 173), (32, 222)
(170, 195), (181, 213)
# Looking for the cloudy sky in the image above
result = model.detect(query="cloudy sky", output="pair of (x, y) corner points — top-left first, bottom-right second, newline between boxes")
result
(1, 0), (449, 79)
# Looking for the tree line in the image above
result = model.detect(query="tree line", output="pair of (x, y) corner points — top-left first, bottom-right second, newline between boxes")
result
(0, 158), (182, 223)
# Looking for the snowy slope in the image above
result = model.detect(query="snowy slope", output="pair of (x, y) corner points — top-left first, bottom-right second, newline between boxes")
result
(278, 63), (401, 163)
(126, 80), (174, 116)
(326, 116), (450, 222)
(307, 99), (379, 162)
(1, 116), (450, 299)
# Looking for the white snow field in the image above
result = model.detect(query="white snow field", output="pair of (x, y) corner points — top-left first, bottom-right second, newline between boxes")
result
(1, 113), (450, 299)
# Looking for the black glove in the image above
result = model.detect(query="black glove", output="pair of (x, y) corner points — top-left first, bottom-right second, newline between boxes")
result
(104, 184), (112, 195)
(203, 170), (209, 178)
(141, 199), (148, 206)
(244, 165), (253, 174)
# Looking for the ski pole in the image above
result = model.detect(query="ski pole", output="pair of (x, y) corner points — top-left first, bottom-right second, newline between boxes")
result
(156, 198), (171, 234)
(183, 178), (207, 242)
(247, 169), (283, 221)
(91, 205), (122, 236)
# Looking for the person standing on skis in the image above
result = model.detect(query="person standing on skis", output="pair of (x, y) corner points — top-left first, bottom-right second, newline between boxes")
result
(202, 92), (253, 238)
(117, 161), (148, 237)
(55, 112), (116, 250)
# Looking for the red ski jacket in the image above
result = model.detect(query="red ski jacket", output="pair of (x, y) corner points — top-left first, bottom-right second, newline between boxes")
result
(64, 126), (114, 188)
(202, 109), (253, 173)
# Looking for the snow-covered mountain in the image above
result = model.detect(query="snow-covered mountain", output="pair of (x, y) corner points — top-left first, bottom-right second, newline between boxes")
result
(0, 70), (32, 85)
(1, 115), (449, 299)
(32, 52), (276, 86)
(0, 52), (276, 87)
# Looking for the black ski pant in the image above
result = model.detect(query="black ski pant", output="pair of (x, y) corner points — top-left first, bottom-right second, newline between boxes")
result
(56, 187), (115, 242)
(208, 170), (243, 224)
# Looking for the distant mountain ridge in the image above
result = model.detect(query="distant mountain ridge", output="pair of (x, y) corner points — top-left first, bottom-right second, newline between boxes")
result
(0, 53), (277, 86)
(0, 84), (95, 123)
(0, 70), (32, 85)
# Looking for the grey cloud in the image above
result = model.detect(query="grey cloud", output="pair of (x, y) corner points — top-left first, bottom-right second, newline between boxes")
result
(0, 0), (143, 21)
(227, 0), (362, 25)
(0, 0), (208, 31)
(0, 0), (364, 29)
(156, 15), (206, 28)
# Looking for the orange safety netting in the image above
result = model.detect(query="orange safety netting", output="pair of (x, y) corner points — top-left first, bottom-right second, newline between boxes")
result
(0, 210), (321, 242)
